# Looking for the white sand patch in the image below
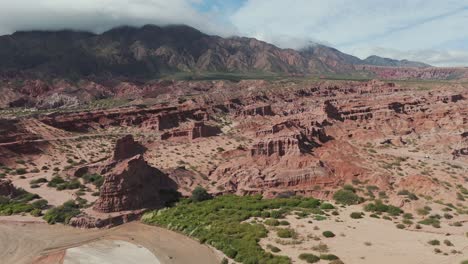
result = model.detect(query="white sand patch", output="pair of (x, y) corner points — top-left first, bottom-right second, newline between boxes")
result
(64, 240), (160, 264)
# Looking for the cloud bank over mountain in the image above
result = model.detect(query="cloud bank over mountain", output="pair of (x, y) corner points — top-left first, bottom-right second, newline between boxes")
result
(0, 0), (467, 66)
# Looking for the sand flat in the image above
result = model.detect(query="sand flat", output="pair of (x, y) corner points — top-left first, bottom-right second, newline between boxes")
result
(64, 240), (160, 264)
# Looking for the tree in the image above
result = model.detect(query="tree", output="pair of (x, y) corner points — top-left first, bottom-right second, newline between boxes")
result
(191, 186), (212, 202)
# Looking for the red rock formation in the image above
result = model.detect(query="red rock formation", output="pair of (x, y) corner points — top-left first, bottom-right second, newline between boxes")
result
(93, 135), (176, 213)
(160, 121), (220, 141)
(113, 135), (146, 161)
(237, 104), (274, 117)
(93, 154), (173, 213)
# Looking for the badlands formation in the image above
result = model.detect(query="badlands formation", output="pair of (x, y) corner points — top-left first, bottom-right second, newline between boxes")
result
(0, 77), (466, 263)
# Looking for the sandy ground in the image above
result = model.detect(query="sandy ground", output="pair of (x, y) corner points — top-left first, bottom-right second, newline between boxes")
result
(64, 240), (160, 264)
(0, 222), (221, 264)
(259, 206), (468, 264)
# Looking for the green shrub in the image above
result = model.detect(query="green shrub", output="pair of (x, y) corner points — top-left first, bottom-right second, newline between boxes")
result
(47, 176), (65, 187)
(443, 240), (453, 246)
(0, 189), (41, 216)
(364, 200), (402, 215)
(266, 244), (281, 253)
(350, 212), (364, 219)
(279, 220), (290, 226)
(322, 231), (335, 238)
(191, 186), (212, 202)
(32, 199), (48, 209)
(15, 168), (27, 175)
(333, 189), (362, 205)
(419, 217), (441, 228)
(319, 203), (335, 210)
(428, 240), (440, 246)
(299, 253), (320, 263)
(277, 228), (295, 238)
(320, 254), (339, 260)
(30, 208), (42, 217)
(396, 224), (405, 229)
(221, 258), (228, 264)
(82, 173), (104, 188)
(264, 219), (280, 226)
(43, 200), (80, 224)
(30, 178), (48, 184)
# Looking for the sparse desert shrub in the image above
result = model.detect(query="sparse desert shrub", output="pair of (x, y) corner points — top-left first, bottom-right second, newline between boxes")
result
(32, 199), (48, 209)
(403, 213), (413, 219)
(47, 176), (65, 187)
(443, 213), (453, 219)
(82, 173), (104, 188)
(264, 219), (280, 226)
(15, 168), (27, 175)
(330, 260), (344, 264)
(396, 224), (406, 229)
(320, 254), (339, 260)
(266, 244), (281, 253)
(428, 240), (440, 246)
(419, 217), (441, 228)
(443, 240), (453, 246)
(279, 220), (290, 226)
(221, 258), (228, 264)
(350, 212), (364, 219)
(364, 200), (402, 216)
(319, 203), (335, 210)
(312, 243), (329, 253)
(30, 178), (48, 185)
(322, 231), (335, 238)
(299, 253), (320, 263)
(277, 228), (296, 238)
(30, 208), (42, 217)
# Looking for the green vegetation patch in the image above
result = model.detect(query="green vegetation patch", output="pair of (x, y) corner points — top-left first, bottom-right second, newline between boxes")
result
(143, 195), (327, 264)
(0, 189), (43, 216)
(43, 200), (80, 224)
(333, 188), (363, 205)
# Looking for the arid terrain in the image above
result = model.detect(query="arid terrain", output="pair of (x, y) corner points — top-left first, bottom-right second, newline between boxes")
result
(0, 24), (467, 264)
(0, 76), (466, 263)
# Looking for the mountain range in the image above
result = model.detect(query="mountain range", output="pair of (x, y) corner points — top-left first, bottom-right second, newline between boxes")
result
(0, 24), (431, 80)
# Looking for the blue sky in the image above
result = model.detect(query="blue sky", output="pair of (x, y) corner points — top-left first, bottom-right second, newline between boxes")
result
(0, 0), (467, 66)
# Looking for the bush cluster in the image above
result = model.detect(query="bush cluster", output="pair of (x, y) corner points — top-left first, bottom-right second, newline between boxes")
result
(43, 200), (80, 224)
(364, 200), (402, 216)
(299, 253), (320, 263)
(333, 188), (363, 205)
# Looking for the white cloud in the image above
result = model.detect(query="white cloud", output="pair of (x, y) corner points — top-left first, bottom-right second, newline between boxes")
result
(231, 0), (468, 66)
(0, 0), (237, 36)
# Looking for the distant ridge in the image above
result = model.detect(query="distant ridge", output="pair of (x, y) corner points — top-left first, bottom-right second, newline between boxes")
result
(0, 24), (433, 80)
(362, 55), (431, 68)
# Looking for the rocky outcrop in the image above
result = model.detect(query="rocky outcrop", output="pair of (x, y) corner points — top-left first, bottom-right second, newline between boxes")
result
(160, 121), (220, 141)
(237, 104), (274, 117)
(69, 210), (145, 229)
(93, 154), (173, 213)
(93, 135), (176, 213)
(113, 135), (146, 161)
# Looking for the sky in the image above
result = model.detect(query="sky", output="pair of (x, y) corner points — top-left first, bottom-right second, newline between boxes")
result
(0, 0), (467, 66)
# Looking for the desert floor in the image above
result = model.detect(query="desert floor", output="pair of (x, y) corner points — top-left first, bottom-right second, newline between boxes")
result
(0, 221), (221, 264)
(259, 205), (468, 264)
